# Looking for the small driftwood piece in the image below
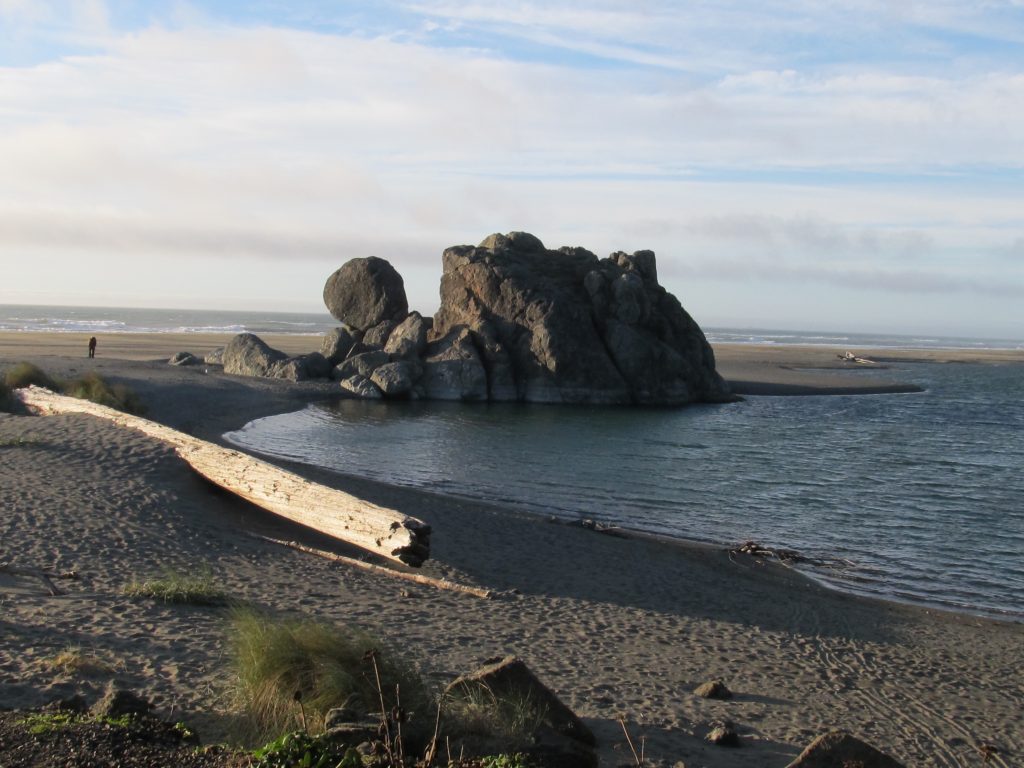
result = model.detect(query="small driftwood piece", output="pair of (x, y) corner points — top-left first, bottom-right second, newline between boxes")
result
(14, 386), (431, 566)
(728, 541), (856, 572)
(251, 534), (495, 600)
(0, 563), (78, 596)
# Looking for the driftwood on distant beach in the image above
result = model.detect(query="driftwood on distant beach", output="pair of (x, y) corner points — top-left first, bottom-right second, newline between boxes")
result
(13, 386), (431, 566)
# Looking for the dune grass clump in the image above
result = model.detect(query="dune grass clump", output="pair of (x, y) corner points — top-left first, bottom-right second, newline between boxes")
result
(1, 363), (145, 414)
(4, 362), (61, 391)
(46, 647), (116, 677)
(230, 609), (428, 740)
(124, 569), (229, 606)
(443, 685), (548, 745)
(63, 371), (145, 414)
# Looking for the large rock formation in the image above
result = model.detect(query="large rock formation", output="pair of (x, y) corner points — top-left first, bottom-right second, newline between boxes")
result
(323, 256), (408, 330)
(432, 232), (733, 405)
(230, 232), (731, 407)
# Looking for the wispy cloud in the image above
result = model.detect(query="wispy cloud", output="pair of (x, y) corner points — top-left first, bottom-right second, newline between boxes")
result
(0, 2), (1021, 335)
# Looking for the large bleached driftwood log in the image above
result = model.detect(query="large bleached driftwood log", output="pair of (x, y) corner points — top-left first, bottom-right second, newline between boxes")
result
(14, 386), (431, 566)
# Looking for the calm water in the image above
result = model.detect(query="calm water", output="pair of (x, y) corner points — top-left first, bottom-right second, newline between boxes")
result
(226, 362), (1024, 621)
(8, 304), (1022, 618)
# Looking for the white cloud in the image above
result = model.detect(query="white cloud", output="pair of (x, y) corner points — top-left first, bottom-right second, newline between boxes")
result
(0, 8), (1022, 336)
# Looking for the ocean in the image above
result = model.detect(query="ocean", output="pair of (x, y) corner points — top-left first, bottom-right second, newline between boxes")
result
(6, 305), (1023, 620)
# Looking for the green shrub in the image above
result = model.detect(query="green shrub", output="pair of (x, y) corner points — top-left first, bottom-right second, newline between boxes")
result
(250, 730), (359, 768)
(230, 609), (428, 740)
(0, 380), (11, 412)
(4, 362), (60, 391)
(124, 569), (228, 606)
(63, 372), (145, 414)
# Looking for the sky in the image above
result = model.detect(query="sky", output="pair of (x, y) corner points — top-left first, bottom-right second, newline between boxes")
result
(1, 1), (1022, 339)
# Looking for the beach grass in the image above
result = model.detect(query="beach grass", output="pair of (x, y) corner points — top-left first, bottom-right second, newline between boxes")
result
(229, 609), (428, 740)
(2, 363), (145, 414)
(46, 647), (117, 677)
(3, 362), (61, 391)
(443, 684), (548, 745)
(63, 371), (146, 415)
(124, 569), (229, 606)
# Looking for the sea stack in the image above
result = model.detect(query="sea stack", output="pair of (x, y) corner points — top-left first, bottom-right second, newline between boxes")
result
(317, 231), (734, 405)
(432, 231), (734, 405)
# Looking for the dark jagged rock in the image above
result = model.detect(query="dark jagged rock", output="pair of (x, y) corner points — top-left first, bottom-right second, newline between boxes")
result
(271, 352), (330, 381)
(786, 730), (905, 768)
(333, 350), (390, 381)
(421, 327), (487, 401)
(321, 326), (360, 366)
(432, 232), (733, 405)
(323, 256), (408, 331)
(203, 347), (224, 365)
(370, 361), (419, 396)
(340, 374), (383, 399)
(385, 311), (429, 360)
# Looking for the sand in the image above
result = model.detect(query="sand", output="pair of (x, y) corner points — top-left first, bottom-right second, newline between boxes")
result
(1, 333), (1022, 768)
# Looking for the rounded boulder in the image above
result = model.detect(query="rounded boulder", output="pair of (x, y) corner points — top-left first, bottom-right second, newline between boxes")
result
(323, 257), (408, 331)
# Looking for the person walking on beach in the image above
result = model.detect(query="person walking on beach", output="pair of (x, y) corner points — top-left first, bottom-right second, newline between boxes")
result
(88, 336), (97, 358)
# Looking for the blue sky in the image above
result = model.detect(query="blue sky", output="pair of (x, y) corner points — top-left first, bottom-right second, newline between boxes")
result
(1, 1), (1022, 338)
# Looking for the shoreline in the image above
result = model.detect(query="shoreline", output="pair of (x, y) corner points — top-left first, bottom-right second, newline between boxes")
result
(7, 330), (1024, 398)
(2, 335), (1023, 766)
(232, 433), (1024, 628)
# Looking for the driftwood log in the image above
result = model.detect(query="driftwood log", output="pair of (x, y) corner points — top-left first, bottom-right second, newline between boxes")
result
(251, 534), (496, 599)
(0, 562), (78, 596)
(14, 386), (431, 566)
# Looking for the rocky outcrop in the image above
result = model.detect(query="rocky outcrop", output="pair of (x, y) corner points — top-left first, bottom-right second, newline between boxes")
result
(223, 333), (287, 377)
(320, 326), (359, 366)
(420, 328), (488, 401)
(433, 232), (733, 405)
(370, 361), (418, 396)
(223, 334), (328, 381)
(384, 311), (429, 359)
(323, 256), (408, 330)
(229, 233), (730, 407)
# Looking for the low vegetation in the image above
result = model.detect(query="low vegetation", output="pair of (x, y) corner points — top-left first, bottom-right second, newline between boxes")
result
(0, 434), (38, 447)
(46, 647), (116, 678)
(230, 609), (429, 741)
(1, 362), (145, 414)
(442, 685), (548, 745)
(3, 362), (60, 391)
(124, 569), (229, 606)
(16, 711), (137, 736)
(63, 371), (146, 414)
(249, 730), (361, 768)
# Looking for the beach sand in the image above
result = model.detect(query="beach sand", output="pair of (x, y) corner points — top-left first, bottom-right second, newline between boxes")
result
(1, 333), (1022, 767)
